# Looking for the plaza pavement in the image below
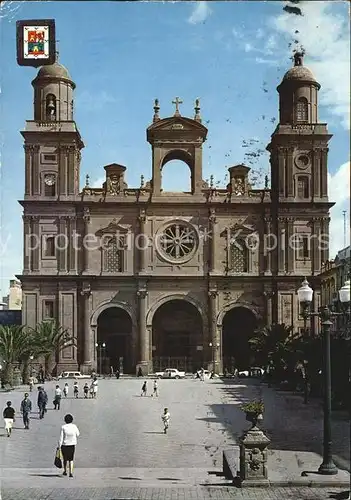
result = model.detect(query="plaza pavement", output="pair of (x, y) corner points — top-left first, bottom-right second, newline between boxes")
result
(0, 377), (349, 499)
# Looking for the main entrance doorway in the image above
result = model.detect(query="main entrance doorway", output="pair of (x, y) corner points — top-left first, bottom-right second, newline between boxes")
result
(152, 299), (203, 373)
(96, 307), (133, 374)
(222, 306), (258, 372)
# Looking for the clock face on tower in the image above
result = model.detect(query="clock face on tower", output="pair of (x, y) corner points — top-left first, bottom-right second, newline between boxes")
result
(44, 174), (56, 186)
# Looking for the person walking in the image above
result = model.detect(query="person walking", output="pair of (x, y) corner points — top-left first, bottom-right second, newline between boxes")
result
(3, 401), (16, 437)
(83, 382), (89, 399)
(152, 380), (158, 397)
(161, 407), (170, 434)
(37, 386), (48, 419)
(73, 381), (79, 399)
(58, 414), (80, 478)
(63, 382), (69, 398)
(54, 385), (62, 410)
(91, 377), (98, 399)
(20, 393), (32, 429)
(29, 375), (34, 392)
(38, 365), (45, 384)
(141, 381), (147, 396)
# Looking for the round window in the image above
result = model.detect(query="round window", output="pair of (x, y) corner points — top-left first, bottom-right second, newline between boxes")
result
(156, 222), (197, 263)
(295, 154), (310, 169)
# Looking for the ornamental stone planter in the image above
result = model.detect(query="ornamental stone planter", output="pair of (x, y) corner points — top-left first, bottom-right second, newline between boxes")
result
(238, 413), (271, 487)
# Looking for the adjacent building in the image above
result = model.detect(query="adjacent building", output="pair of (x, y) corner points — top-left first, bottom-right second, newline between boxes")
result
(18, 52), (334, 374)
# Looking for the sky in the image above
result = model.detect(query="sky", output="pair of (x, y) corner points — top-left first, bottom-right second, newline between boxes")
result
(0, 0), (350, 297)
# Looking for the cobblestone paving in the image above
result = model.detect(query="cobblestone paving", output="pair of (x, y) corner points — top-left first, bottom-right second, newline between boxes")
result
(0, 486), (349, 499)
(0, 377), (349, 500)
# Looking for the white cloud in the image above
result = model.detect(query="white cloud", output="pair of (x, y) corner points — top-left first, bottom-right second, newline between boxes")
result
(328, 161), (350, 257)
(92, 176), (105, 188)
(188, 1), (212, 25)
(271, 2), (350, 129)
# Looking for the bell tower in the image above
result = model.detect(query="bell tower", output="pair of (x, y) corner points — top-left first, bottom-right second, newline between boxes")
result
(267, 52), (332, 203)
(21, 57), (84, 200)
(146, 98), (208, 195)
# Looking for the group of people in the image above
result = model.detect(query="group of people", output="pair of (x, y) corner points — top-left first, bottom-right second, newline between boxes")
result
(141, 379), (158, 397)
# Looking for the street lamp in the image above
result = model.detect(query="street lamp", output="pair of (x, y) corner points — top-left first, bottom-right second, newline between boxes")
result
(95, 342), (106, 375)
(297, 277), (350, 476)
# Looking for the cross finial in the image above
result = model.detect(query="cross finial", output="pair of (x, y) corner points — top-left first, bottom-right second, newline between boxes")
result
(172, 97), (183, 116)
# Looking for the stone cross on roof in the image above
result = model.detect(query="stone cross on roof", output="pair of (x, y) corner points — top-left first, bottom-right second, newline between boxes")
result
(172, 97), (183, 116)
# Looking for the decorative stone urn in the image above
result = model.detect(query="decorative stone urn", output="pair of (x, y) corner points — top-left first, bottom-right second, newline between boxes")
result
(238, 402), (270, 486)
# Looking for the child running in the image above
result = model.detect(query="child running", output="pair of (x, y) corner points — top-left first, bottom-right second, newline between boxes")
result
(161, 407), (170, 434)
(63, 383), (69, 398)
(73, 381), (79, 398)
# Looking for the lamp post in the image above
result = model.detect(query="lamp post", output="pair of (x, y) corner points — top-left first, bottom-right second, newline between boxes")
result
(95, 342), (106, 376)
(297, 277), (350, 475)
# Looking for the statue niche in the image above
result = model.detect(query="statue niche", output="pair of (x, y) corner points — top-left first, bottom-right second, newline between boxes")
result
(103, 163), (128, 196)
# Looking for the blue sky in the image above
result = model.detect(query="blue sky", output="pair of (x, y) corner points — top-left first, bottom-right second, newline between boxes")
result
(0, 0), (350, 297)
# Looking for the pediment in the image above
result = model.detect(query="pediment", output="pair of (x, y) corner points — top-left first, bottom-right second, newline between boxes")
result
(147, 116), (208, 140)
(221, 223), (257, 237)
(95, 219), (129, 236)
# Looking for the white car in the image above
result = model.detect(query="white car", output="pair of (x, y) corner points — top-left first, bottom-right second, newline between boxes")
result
(155, 368), (186, 379)
(58, 371), (91, 380)
(238, 367), (264, 378)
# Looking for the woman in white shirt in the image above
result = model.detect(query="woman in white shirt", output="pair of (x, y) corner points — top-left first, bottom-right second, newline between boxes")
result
(58, 413), (80, 477)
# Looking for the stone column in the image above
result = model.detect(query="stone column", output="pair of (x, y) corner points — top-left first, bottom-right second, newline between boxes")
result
(137, 289), (149, 374)
(138, 209), (147, 273)
(320, 148), (328, 198)
(286, 218), (294, 273)
(278, 217), (286, 273)
(313, 149), (321, 198)
(264, 217), (272, 275)
(68, 216), (77, 273)
(58, 216), (67, 273)
(208, 290), (220, 373)
(31, 216), (40, 272)
(32, 145), (40, 195)
(80, 283), (92, 374)
(24, 145), (32, 196)
(23, 215), (32, 273)
(278, 147), (286, 197)
(82, 208), (90, 273)
(68, 146), (76, 195)
(209, 209), (217, 273)
(59, 145), (68, 196)
(286, 147), (294, 198)
(313, 218), (322, 274)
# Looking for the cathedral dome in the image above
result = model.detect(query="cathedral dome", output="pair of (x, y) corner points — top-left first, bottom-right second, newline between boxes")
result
(36, 61), (72, 80)
(282, 65), (317, 83)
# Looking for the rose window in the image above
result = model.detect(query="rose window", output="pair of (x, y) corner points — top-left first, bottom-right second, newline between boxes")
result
(158, 223), (197, 261)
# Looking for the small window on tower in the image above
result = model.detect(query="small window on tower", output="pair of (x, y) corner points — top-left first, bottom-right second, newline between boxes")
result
(296, 97), (308, 122)
(44, 236), (56, 257)
(297, 176), (309, 198)
(43, 300), (55, 319)
(296, 234), (310, 260)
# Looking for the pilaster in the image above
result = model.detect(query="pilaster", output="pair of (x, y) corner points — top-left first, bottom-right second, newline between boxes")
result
(32, 216), (40, 272)
(82, 208), (90, 274)
(209, 208), (217, 274)
(208, 289), (220, 373)
(22, 215), (32, 273)
(138, 209), (147, 273)
(80, 283), (92, 373)
(137, 288), (149, 374)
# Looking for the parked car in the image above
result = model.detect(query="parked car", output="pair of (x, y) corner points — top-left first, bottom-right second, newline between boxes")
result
(238, 367), (264, 378)
(155, 368), (186, 379)
(58, 371), (91, 380)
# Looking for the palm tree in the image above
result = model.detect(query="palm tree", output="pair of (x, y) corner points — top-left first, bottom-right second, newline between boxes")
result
(0, 325), (33, 387)
(29, 320), (76, 377)
(249, 323), (299, 380)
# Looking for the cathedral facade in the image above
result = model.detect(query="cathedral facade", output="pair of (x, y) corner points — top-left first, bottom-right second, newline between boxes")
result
(18, 54), (333, 375)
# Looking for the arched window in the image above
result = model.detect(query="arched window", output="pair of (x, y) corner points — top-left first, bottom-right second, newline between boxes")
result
(46, 94), (57, 121)
(103, 237), (123, 272)
(229, 238), (249, 272)
(296, 97), (308, 122)
(297, 176), (309, 198)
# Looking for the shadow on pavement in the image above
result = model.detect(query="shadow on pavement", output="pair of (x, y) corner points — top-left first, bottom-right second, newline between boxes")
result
(209, 379), (350, 471)
(29, 473), (62, 478)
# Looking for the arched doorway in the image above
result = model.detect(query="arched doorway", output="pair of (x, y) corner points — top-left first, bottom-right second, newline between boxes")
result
(222, 306), (258, 372)
(152, 299), (203, 373)
(96, 307), (133, 374)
